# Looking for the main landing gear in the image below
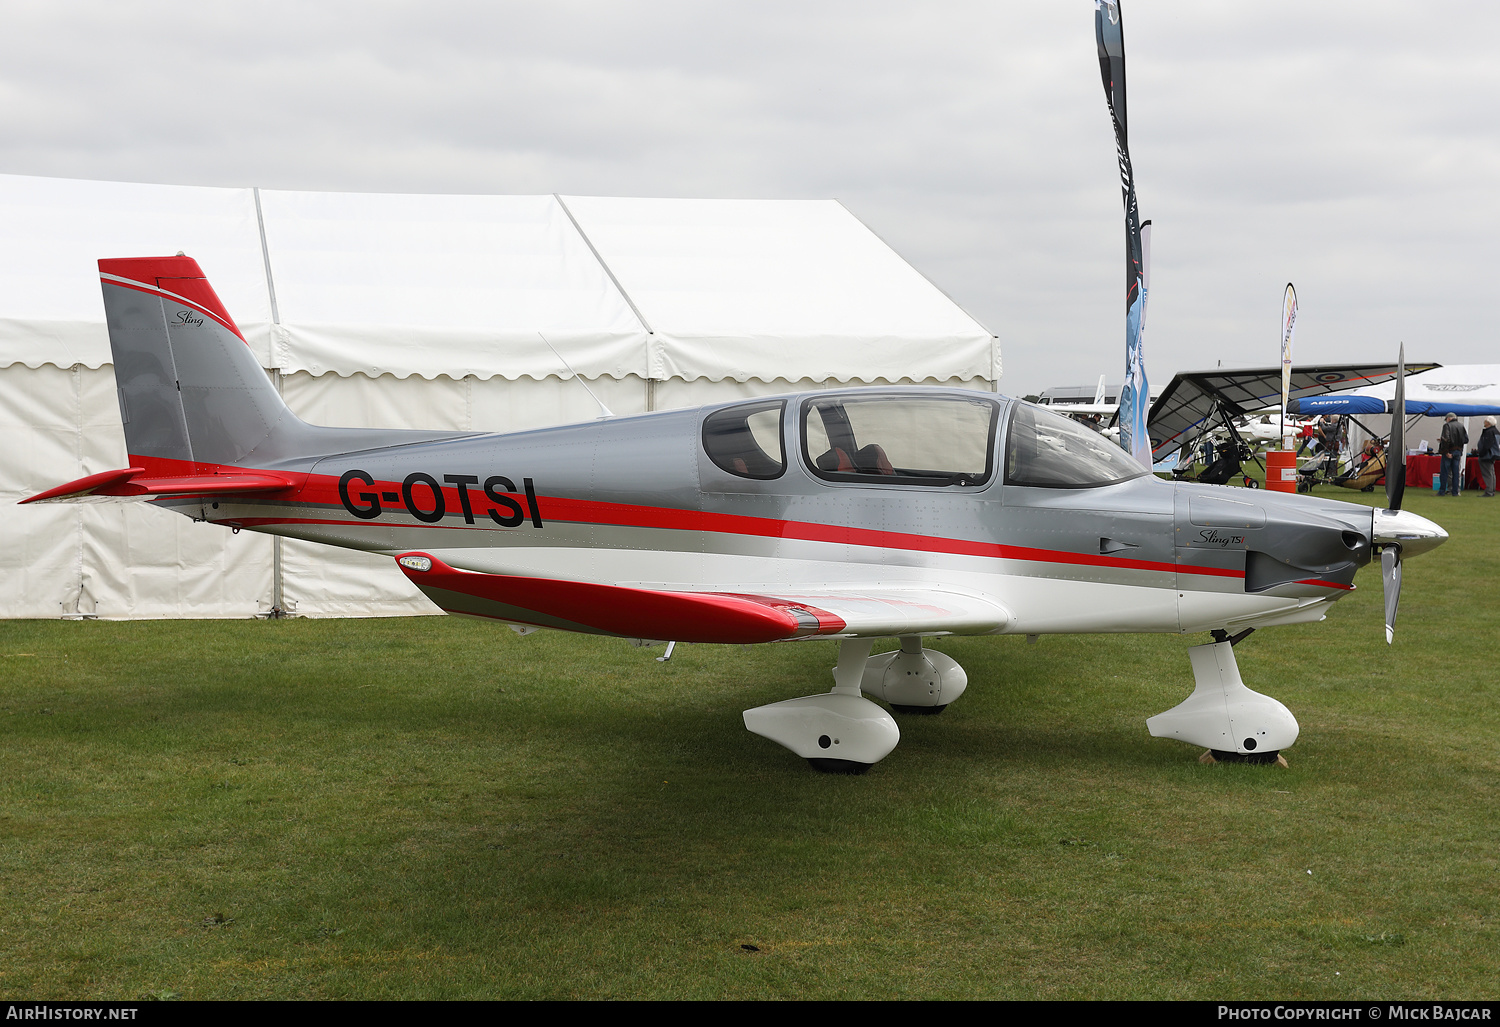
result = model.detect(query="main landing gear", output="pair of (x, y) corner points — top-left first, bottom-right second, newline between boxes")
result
(1146, 632), (1298, 765)
(742, 637), (969, 773)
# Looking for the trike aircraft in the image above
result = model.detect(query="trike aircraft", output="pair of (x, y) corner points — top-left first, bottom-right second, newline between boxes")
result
(22, 257), (1449, 772)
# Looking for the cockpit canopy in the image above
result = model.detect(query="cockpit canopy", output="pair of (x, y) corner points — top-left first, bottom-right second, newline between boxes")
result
(702, 392), (1147, 491)
(801, 393), (998, 487)
(1004, 402), (1149, 488)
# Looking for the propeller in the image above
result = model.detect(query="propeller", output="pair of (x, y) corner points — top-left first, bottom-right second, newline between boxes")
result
(1386, 345), (1406, 513)
(1370, 344), (1448, 641)
(1381, 546), (1402, 645)
(1380, 345), (1407, 644)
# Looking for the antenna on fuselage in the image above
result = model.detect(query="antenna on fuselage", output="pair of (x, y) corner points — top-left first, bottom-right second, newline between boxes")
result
(538, 331), (614, 419)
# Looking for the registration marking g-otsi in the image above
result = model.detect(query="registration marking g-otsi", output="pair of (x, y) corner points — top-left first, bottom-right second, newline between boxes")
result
(337, 469), (543, 527)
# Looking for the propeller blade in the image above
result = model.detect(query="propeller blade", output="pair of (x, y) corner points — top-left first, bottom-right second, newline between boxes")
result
(1386, 344), (1406, 512)
(1381, 546), (1402, 645)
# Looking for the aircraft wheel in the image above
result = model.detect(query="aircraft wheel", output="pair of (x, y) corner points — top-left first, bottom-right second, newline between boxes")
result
(1245, 478), (1261, 489)
(806, 758), (873, 775)
(1362, 485), (1375, 493)
(890, 703), (948, 715)
(1208, 748), (1283, 766)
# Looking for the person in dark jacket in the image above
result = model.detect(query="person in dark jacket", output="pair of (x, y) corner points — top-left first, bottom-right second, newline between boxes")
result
(1478, 416), (1499, 498)
(1439, 413), (1470, 496)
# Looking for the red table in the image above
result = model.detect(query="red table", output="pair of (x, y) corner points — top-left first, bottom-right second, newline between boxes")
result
(1405, 452), (1483, 491)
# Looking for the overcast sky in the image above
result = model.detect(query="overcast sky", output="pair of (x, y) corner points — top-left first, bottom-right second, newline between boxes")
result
(1, 0), (1495, 397)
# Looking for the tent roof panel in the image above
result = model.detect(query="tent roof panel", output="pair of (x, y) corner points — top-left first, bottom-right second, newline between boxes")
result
(256, 190), (650, 379)
(561, 195), (997, 383)
(0, 175), (999, 384)
(0, 174), (273, 368)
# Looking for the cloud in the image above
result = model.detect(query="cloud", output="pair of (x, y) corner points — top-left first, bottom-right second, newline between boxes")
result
(0, 0), (1495, 394)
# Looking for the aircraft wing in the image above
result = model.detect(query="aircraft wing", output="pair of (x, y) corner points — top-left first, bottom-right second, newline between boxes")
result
(1144, 362), (1440, 461)
(396, 553), (1011, 644)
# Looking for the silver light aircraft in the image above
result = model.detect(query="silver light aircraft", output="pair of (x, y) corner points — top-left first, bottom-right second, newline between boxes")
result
(23, 257), (1449, 772)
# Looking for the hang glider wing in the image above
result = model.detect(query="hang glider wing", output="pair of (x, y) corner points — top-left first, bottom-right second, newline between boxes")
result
(20, 466), (296, 504)
(1144, 363), (1440, 461)
(1287, 364), (1500, 418)
(395, 553), (1011, 644)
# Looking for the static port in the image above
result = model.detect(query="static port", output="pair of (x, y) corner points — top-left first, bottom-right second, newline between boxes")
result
(818, 735), (831, 749)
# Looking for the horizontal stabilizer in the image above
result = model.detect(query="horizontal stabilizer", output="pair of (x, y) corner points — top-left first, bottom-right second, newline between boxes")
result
(21, 466), (294, 505)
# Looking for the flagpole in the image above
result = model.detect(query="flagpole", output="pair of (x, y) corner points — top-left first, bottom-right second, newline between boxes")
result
(1281, 283), (1297, 451)
(1095, 0), (1153, 469)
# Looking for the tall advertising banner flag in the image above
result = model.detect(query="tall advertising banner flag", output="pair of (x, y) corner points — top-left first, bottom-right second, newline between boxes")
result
(1095, 0), (1152, 468)
(1280, 283), (1298, 447)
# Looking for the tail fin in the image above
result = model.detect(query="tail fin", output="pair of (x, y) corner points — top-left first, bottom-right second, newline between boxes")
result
(23, 256), (482, 506)
(101, 256), (295, 473)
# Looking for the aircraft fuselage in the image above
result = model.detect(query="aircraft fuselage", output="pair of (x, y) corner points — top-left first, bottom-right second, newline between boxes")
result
(153, 388), (1385, 640)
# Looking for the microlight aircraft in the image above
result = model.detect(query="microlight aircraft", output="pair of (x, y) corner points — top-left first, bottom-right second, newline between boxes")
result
(23, 257), (1449, 772)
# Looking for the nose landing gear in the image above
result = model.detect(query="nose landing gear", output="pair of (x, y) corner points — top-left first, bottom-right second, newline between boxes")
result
(1147, 636), (1298, 765)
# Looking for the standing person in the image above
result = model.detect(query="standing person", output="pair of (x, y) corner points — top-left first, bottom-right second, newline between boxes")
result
(1478, 416), (1499, 498)
(1318, 415), (1342, 481)
(1438, 413), (1469, 496)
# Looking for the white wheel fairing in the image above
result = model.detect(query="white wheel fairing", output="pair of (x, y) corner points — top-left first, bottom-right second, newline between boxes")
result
(1148, 641), (1300, 754)
(860, 647), (968, 708)
(742, 694), (901, 764)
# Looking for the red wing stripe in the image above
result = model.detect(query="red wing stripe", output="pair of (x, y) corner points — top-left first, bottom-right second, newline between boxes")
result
(715, 594), (847, 633)
(396, 553), (842, 643)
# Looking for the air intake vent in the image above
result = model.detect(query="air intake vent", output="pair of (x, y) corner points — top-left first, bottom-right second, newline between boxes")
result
(1245, 551), (1305, 593)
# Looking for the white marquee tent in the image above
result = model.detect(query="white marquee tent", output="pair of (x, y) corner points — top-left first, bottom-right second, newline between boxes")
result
(0, 174), (1000, 619)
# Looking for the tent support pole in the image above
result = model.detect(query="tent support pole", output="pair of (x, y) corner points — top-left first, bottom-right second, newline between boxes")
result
(255, 188), (288, 619)
(269, 367), (286, 619)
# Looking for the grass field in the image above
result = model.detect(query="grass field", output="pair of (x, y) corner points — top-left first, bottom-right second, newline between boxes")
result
(2, 487), (1496, 1000)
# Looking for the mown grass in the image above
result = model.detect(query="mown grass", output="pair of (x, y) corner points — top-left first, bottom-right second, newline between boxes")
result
(1, 488), (1496, 999)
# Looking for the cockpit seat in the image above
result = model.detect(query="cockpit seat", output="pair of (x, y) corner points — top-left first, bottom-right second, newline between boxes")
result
(816, 444), (895, 475)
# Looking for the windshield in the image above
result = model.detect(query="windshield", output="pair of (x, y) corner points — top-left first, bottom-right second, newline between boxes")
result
(1005, 402), (1149, 488)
